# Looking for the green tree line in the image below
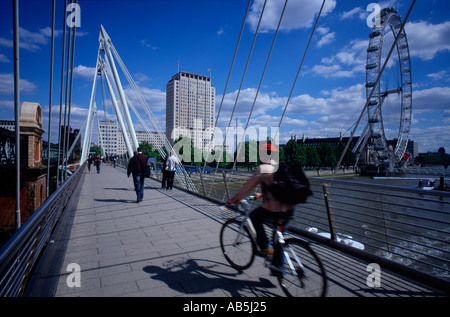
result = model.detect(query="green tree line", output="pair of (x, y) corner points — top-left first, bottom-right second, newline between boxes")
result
(170, 137), (356, 170)
(91, 138), (357, 170)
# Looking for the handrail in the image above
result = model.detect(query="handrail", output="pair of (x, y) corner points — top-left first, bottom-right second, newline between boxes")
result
(0, 163), (85, 297)
(147, 162), (449, 293)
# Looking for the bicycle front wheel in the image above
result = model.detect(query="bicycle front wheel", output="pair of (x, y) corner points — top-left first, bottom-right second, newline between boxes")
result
(278, 238), (327, 297)
(220, 219), (255, 271)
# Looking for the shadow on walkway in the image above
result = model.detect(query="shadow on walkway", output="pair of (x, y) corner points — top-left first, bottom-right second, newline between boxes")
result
(143, 257), (282, 297)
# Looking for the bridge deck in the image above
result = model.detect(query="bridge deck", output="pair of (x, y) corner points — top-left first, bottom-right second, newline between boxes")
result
(32, 165), (443, 298)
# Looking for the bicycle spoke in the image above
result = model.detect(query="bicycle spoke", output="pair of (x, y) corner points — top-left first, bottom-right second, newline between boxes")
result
(277, 238), (327, 297)
(220, 219), (255, 271)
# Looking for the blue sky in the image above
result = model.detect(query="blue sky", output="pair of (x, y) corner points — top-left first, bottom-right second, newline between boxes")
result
(0, 0), (449, 154)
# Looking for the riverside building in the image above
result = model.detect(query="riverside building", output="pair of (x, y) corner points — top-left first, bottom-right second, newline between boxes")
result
(166, 71), (215, 151)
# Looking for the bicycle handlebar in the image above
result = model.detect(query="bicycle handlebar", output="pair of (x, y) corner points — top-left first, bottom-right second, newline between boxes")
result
(222, 195), (260, 214)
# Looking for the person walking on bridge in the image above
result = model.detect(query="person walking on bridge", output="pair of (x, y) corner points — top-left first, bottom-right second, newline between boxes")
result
(127, 147), (148, 203)
(165, 153), (179, 190)
(95, 155), (102, 174)
(87, 154), (94, 174)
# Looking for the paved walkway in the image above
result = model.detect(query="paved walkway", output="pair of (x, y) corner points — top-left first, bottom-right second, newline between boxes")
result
(40, 165), (443, 297)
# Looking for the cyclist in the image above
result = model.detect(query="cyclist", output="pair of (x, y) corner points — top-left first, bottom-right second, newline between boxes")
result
(226, 143), (296, 265)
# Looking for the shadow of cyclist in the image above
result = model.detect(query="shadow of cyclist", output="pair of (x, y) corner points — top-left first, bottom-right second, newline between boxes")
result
(143, 257), (281, 297)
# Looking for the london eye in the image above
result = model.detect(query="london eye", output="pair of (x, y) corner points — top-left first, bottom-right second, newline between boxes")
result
(356, 7), (412, 173)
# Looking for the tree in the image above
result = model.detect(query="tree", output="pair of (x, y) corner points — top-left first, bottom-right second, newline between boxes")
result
(336, 142), (356, 167)
(304, 145), (320, 167)
(207, 149), (233, 169)
(173, 136), (205, 166)
(235, 141), (259, 171)
(140, 141), (161, 161)
(317, 143), (337, 168)
(283, 140), (306, 166)
(89, 145), (102, 156)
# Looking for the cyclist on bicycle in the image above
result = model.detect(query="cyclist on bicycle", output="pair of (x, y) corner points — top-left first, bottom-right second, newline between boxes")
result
(226, 143), (295, 260)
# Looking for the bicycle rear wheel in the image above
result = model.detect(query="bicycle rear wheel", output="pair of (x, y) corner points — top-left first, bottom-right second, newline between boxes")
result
(220, 219), (255, 271)
(277, 238), (327, 297)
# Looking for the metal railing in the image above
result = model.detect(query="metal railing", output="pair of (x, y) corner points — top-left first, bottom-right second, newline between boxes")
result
(0, 163), (85, 297)
(148, 162), (449, 293)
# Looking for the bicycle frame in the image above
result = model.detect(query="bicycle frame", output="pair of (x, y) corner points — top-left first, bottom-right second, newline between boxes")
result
(235, 198), (305, 278)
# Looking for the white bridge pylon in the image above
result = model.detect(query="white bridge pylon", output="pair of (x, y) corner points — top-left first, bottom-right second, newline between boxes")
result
(81, 25), (197, 192)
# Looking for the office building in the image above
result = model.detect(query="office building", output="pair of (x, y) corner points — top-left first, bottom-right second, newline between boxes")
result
(166, 71), (215, 151)
(99, 120), (165, 155)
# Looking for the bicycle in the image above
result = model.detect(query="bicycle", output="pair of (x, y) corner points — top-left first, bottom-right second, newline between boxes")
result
(220, 195), (327, 297)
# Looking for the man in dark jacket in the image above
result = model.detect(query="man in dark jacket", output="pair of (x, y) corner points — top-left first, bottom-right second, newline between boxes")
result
(127, 147), (148, 203)
(161, 155), (169, 188)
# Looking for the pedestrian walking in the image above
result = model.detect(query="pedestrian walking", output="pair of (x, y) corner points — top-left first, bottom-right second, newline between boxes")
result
(127, 147), (148, 203)
(87, 154), (94, 174)
(165, 153), (178, 190)
(161, 155), (169, 188)
(95, 155), (102, 174)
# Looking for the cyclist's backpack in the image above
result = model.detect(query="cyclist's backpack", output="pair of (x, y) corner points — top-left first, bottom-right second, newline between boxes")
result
(267, 163), (312, 205)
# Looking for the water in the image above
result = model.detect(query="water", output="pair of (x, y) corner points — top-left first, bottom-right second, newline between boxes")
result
(301, 170), (450, 281)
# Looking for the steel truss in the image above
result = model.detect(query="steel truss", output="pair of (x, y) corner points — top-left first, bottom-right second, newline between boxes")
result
(81, 26), (197, 192)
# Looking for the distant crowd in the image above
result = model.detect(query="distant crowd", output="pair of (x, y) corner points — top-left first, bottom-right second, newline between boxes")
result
(86, 154), (119, 174)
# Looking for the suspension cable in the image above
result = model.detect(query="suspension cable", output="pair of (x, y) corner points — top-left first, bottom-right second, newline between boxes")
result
(233, 0), (288, 170)
(56, 0), (68, 188)
(46, 0), (56, 197)
(203, 0), (251, 167)
(215, 0), (268, 170)
(64, 0), (78, 181)
(274, 0), (326, 142)
(61, 21), (72, 183)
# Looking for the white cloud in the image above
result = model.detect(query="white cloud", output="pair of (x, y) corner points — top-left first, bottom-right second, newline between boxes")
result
(134, 72), (150, 82)
(0, 100), (14, 116)
(0, 73), (37, 95)
(125, 85), (166, 113)
(287, 83), (366, 116)
(217, 88), (286, 119)
(247, 0), (336, 33)
(340, 7), (363, 20)
(310, 39), (367, 78)
(250, 114), (308, 128)
(339, 1), (397, 21)
(406, 21), (450, 61)
(442, 110), (450, 124)
(410, 125), (450, 152)
(0, 27), (63, 52)
(73, 65), (96, 80)
(0, 54), (9, 63)
(413, 86), (450, 113)
(427, 70), (447, 81)
(41, 103), (92, 144)
(140, 39), (157, 50)
(141, 39), (151, 47)
(0, 38), (12, 48)
(316, 26), (335, 47)
(39, 26), (63, 38)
